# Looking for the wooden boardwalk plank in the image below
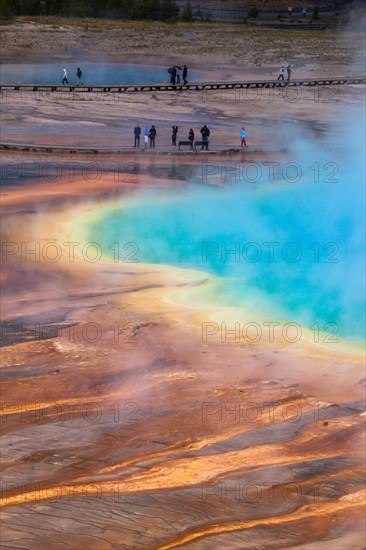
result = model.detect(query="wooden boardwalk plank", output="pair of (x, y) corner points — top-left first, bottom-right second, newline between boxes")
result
(0, 77), (365, 94)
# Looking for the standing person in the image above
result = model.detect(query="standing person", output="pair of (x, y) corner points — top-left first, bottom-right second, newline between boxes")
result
(172, 125), (178, 147)
(277, 66), (285, 81)
(62, 68), (68, 85)
(286, 64), (292, 81)
(176, 67), (182, 84)
(144, 125), (149, 148)
(288, 6), (292, 17)
(149, 125), (157, 148)
(240, 127), (247, 148)
(76, 67), (82, 85)
(200, 124), (210, 150)
(170, 66), (177, 85)
(302, 7), (307, 18)
(134, 124), (141, 148)
(188, 128), (194, 149)
(183, 65), (188, 85)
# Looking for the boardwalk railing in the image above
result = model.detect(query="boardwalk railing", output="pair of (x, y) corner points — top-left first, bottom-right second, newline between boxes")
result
(0, 77), (365, 94)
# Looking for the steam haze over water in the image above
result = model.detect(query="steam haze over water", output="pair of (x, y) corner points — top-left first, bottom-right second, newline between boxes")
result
(86, 105), (365, 341)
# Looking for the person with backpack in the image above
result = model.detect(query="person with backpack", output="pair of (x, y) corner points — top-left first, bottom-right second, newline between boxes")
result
(76, 67), (82, 85)
(172, 125), (178, 147)
(149, 125), (157, 148)
(200, 125), (210, 150)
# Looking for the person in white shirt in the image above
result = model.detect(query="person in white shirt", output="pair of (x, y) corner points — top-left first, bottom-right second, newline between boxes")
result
(277, 66), (285, 81)
(62, 68), (68, 85)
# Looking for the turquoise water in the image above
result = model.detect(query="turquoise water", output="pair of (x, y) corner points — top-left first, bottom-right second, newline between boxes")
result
(0, 63), (205, 84)
(87, 123), (365, 341)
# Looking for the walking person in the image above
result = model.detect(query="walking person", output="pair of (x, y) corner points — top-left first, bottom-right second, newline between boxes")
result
(172, 125), (178, 147)
(144, 125), (149, 148)
(302, 7), (307, 18)
(134, 124), (141, 148)
(240, 127), (247, 148)
(188, 128), (194, 149)
(200, 124), (210, 150)
(288, 6), (292, 17)
(62, 68), (68, 85)
(277, 66), (285, 81)
(149, 125), (157, 148)
(170, 66), (177, 86)
(286, 64), (292, 81)
(183, 65), (188, 85)
(76, 67), (82, 85)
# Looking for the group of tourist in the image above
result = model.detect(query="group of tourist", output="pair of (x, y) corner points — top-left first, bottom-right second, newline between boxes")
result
(169, 65), (188, 85)
(60, 66), (189, 86)
(61, 64), (294, 86)
(287, 6), (308, 17)
(132, 124), (249, 150)
(133, 124), (211, 149)
(133, 125), (156, 148)
(62, 67), (83, 85)
(277, 64), (292, 81)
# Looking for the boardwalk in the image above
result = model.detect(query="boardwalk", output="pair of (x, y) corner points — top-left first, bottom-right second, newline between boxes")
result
(0, 142), (290, 155)
(1, 77), (365, 94)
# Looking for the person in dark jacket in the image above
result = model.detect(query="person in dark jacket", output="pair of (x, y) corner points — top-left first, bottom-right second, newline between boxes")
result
(200, 125), (210, 150)
(149, 125), (157, 148)
(188, 128), (194, 149)
(170, 66), (177, 85)
(76, 67), (82, 85)
(286, 64), (292, 81)
(183, 65), (188, 84)
(172, 125), (178, 147)
(134, 124), (141, 148)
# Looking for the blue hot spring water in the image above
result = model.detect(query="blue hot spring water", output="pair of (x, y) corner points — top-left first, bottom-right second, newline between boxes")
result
(0, 63), (205, 84)
(86, 122), (365, 342)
